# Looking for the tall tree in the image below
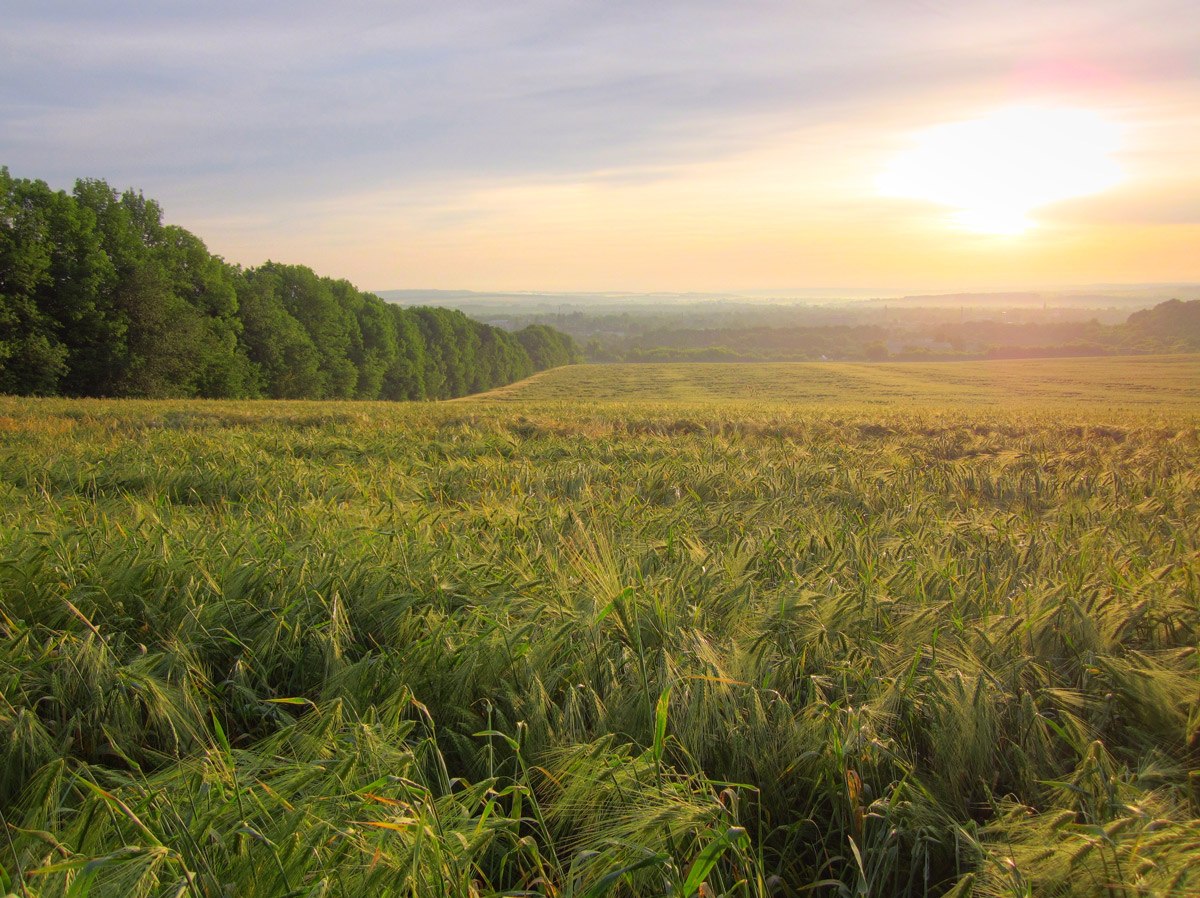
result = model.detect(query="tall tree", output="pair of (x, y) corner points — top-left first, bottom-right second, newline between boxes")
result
(0, 169), (71, 394)
(236, 267), (324, 399)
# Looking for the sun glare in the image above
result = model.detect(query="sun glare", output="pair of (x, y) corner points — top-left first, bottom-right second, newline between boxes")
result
(877, 107), (1123, 234)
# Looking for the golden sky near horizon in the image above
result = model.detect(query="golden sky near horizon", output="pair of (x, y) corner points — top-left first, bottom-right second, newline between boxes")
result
(5, 2), (1199, 293)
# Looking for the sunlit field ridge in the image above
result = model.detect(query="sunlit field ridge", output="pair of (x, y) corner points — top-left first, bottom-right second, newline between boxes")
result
(470, 354), (1200, 409)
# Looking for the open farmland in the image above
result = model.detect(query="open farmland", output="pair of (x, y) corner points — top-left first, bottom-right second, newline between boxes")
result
(471, 355), (1200, 408)
(1, 358), (1199, 897)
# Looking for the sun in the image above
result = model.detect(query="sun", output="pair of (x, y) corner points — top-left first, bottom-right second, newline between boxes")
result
(876, 107), (1123, 235)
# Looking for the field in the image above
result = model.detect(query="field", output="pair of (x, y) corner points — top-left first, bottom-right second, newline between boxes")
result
(472, 356), (1200, 408)
(1, 358), (1199, 897)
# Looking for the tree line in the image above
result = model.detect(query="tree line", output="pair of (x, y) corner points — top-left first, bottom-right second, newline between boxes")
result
(579, 300), (1200, 363)
(0, 168), (580, 399)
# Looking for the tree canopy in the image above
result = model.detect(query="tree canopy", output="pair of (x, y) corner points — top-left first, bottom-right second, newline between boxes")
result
(0, 168), (579, 399)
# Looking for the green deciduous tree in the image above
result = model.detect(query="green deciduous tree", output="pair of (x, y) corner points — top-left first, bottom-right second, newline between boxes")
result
(0, 168), (577, 400)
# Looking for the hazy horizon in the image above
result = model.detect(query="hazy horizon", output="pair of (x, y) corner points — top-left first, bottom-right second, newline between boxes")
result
(373, 283), (1200, 306)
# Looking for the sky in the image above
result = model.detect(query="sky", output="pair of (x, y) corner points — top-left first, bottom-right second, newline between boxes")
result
(3, 0), (1198, 294)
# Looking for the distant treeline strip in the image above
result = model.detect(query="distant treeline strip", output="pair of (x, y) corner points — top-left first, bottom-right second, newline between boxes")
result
(585, 301), (1200, 364)
(0, 167), (581, 399)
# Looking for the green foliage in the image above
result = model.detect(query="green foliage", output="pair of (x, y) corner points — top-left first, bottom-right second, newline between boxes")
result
(0, 374), (1196, 896)
(0, 168), (113, 395)
(0, 168), (577, 401)
(1125, 298), (1200, 351)
(516, 324), (584, 369)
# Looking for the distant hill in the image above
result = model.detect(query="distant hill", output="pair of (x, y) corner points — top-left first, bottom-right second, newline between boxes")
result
(850, 287), (1200, 310)
(375, 285), (1200, 313)
(1125, 299), (1200, 350)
